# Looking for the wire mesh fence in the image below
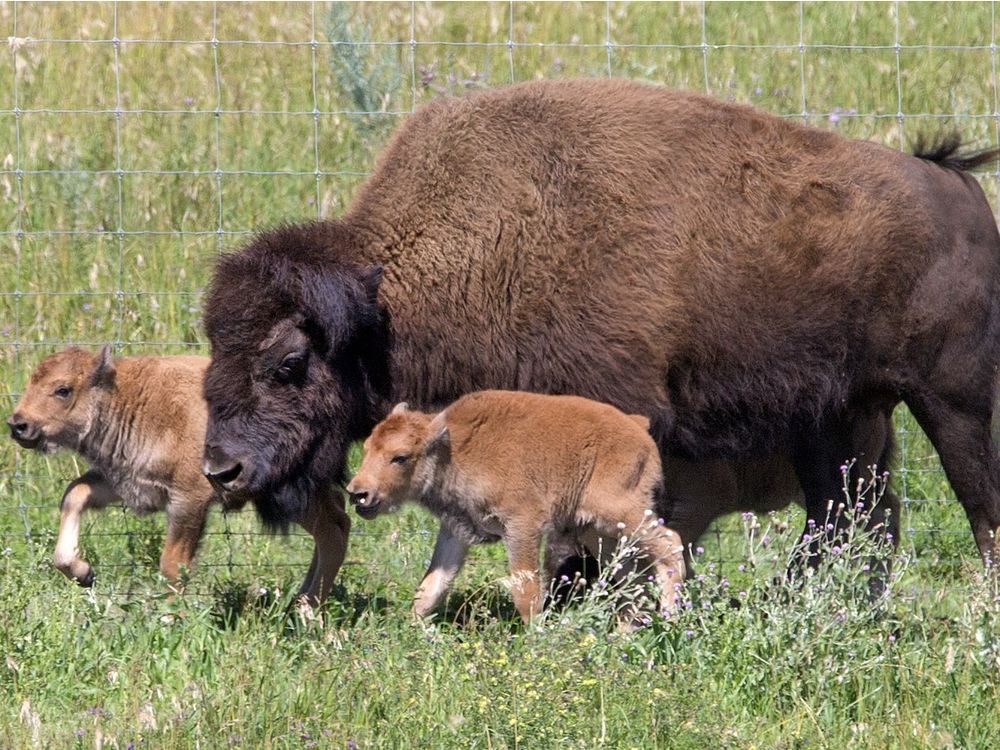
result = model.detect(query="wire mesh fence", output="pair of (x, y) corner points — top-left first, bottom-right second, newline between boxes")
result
(1, 1), (998, 596)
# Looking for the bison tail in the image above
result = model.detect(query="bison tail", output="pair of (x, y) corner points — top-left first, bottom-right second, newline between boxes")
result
(911, 132), (1000, 172)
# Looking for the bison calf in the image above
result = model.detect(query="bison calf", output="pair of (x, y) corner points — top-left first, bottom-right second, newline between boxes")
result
(346, 391), (686, 623)
(6, 346), (349, 601)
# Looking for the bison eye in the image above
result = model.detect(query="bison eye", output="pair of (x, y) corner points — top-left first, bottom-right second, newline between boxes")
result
(390, 454), (410, 465)
(274, 353), (308, 384)
(53, 385), (72, 400)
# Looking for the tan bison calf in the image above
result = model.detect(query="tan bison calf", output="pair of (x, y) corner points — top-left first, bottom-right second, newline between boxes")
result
(346, 390), (686, 622)
(6, 346), (349, 601)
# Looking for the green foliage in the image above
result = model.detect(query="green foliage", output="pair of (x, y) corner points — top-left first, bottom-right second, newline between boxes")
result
(1, 500), (998, 749)
(326, 1), (404, 148)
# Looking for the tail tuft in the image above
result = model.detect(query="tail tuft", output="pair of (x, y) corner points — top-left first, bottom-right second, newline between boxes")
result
(911, 132), (999, 172)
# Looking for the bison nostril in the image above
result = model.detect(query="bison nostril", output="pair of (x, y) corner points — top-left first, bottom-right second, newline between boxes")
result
(348, 490), (368, 505)
(202, 442), (245, 488)
(6, 416), (29, 437)
(205, 461), (243, 486)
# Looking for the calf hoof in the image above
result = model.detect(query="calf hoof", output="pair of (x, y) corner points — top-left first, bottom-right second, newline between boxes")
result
(75, 568), (96, 587)
(55, 558), (95, 587)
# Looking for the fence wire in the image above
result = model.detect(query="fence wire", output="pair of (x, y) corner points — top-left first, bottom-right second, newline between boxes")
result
(1, 1), (999, 596)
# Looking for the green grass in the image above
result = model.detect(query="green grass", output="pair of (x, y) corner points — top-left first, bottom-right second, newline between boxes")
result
(1, 2), (999, 748)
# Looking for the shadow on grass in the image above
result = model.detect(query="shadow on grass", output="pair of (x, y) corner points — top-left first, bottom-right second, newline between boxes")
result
(435, 586), (522, 631)
(207, 578), (390, 631)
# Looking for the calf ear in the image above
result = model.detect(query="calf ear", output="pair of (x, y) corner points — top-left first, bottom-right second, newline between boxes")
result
(90, 344), (116, 388)
(391, 402), (409, 415)
(628, 414), (651, 432)
(425, 424), (450, 456)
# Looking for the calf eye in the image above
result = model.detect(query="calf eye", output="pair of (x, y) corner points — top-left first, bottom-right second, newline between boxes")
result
(274, 353), (308, 384)
(390, 454), (410, 465)
(53, 385), (72, 400)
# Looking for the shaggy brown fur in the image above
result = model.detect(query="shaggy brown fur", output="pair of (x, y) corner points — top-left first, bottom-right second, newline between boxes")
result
(346, 391), (685, 622)
(202, 78), (1000, 572)
(7, 346), (348, 601)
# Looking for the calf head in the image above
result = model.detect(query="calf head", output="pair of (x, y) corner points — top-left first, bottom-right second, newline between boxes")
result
(347, 403), (449, 519)
(202, 223), (387, 529)
(8, 346), (116, 453)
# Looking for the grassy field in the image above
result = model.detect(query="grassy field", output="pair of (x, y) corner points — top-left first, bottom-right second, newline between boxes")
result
(2, 2), (999, 748)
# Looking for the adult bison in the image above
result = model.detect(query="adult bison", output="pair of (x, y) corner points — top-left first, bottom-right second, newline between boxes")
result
(201, 79), (1000, 587)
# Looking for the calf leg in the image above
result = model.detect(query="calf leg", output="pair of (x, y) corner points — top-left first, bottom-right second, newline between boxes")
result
(296, 485), (351, 606)
(631, 522), (686, 614)
(53, 470), (117, 586)
(413, 525), (469, 617)
(578, 527), (646, 627)
(504, 529), (543, 623)
(160, 494), (212, 589)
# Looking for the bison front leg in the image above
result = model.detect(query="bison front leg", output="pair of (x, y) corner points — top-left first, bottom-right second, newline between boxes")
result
(296, 485), (351, 606)
(54, 470), (117, 586)
(413, 525), (469, 618)
(791, 410), (896, 569)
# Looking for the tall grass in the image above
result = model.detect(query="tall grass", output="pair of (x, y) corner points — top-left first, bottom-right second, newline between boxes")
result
(2, 2), (999, 747)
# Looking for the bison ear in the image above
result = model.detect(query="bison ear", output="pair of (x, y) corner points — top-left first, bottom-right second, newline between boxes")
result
(425, 424), (450, 456)
(298, 264), (382, 352)
(391, 402), (409, 415)
(358, 264), (382, 305)
(90, 344), (117, 388)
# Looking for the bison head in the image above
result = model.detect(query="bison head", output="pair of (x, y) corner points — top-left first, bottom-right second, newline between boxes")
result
(8, 345), (116, 454)
(201, 223), (387, 529)
(346, 402), (449, 519)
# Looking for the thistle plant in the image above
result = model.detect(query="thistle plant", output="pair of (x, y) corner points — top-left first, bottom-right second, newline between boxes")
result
(325, 2), (403, 141)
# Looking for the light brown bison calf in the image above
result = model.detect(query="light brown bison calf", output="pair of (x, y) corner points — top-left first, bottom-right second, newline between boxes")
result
(6, 346), (349, 601)
(346, 390), (686, 622)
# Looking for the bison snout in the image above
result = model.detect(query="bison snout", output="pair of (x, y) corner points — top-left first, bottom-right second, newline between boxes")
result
(203, 443), (245, 491)
(7, 414), (41, 449)
(346, 482), (381, 519)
